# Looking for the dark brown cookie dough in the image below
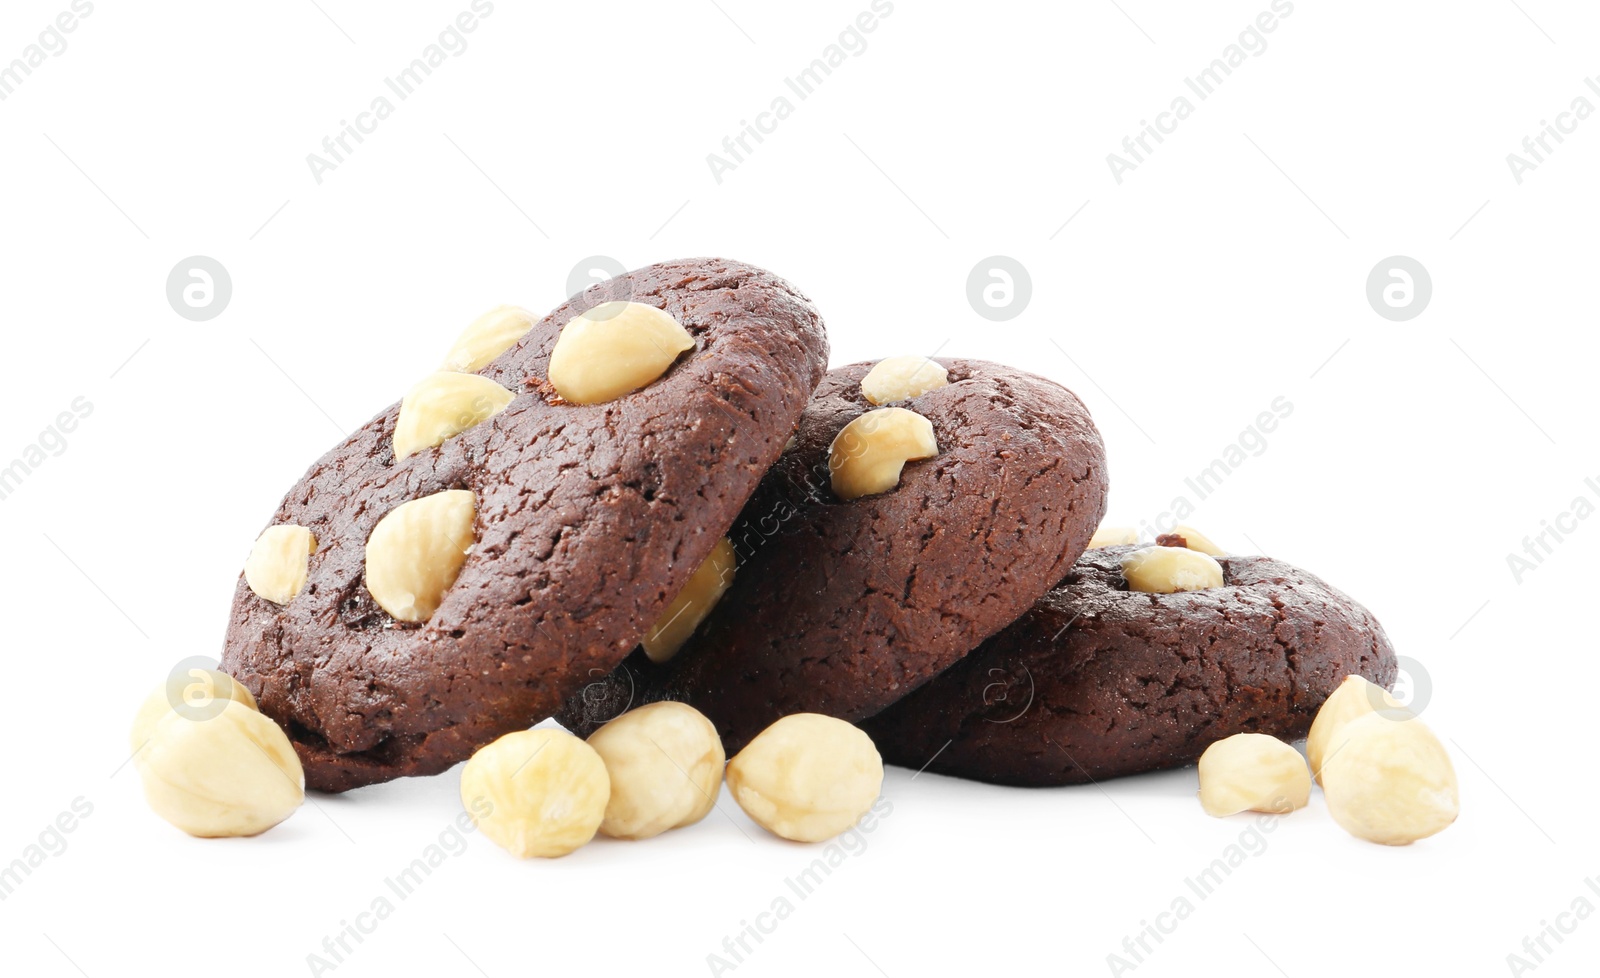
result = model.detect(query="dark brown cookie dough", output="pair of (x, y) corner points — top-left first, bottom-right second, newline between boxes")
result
(558, 359), (1109, 752)
(860, 546), (1398, 786)
(220, 259), (829, 792)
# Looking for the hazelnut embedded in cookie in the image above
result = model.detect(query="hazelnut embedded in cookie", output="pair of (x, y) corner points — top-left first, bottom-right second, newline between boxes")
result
(244, 525), (317, 605)
(393, 371), (516, 461)
(365, 489), (477, 622)
(860, 355), (949, 404)
(641, 538), (738, 664)
(827, 407), (939, 500)
(1088, 524), (1139, 548)
(1120, 545), (1224, 593)
(547, 301), (695, 405)
(440, 305), (536, 374)
(1155, 525), (1226, 556)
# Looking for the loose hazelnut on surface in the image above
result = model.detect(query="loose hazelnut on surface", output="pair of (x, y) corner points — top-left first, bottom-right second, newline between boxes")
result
(587, 703), (726, 841)
(365, 489), (477, 623)
(130, 667), (257, 753)
(1157, 525), (1227, 557)
(393, 371), (516, 461)
(726, 714), (884, 843)
(1197, 733), (1310, 817)
(1306, 674), (1407, 784)
(1120, 545), (1224, 593)
(1320, 712), (1459, 846)
(135, 699), (304, 838)
(546, 301), (695, 405)
(828, 407), (939, 501)
(460, 729), (611, 858)
(440, 305), (536, 374)
(244, 525), (317, 605)
(860, 355), (950, 405)
(640, 538), (738, 664)
(1088, 524), (1139, 548)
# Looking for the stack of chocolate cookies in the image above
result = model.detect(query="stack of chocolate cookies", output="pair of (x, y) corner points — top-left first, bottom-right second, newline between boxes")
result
(221, 259), (1395, 793)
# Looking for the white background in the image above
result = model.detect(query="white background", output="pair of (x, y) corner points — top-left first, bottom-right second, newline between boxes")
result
(1, 1), (1595, 975)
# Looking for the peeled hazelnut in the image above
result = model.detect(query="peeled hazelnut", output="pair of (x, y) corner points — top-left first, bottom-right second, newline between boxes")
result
(130, 667), (257, 753)
(1321, 712), (1459, 846)
(1197, 733), (1310, 817)
(393, 372), (516, 461)
(1307, 674), (1407, 784)
(587, 703), (726, 841)
(860, 356), (950, 405)
(440, 305), (535, 374)
(547, 301), (694, 405)
(640, 538), (737, 664)
(1120, 545), (1224, 594)
(828, 407), (939, 501)
(244, 525), (317, 605)
(460, 729), (610, 858)
(726, 713), (884, 843)
(1158, 525), (1227, 557)
(135, 700), (304, 838)
(365, 489), (476, 622)
(1089, 524), (1139, 548)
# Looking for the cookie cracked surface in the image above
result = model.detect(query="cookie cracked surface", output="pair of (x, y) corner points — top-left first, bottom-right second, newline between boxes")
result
(861, 546), (1398, 786)
(221, 259), (829, 792)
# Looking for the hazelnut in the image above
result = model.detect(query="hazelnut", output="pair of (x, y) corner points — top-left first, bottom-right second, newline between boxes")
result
(726, 713), (884, 843)
(1197, 733), (1310, 817)
(640, 538), (737, 664)
(130, 667), (257, 753)
(587, 702), (726, 841)
(860, 355), (950, 405)
(1158, 525), (1227, 557)
(546, 301), (694, 405)
(440, 305), (535, 374)
(1307, 674), (1407, 784)
(1120, 545), (1224, 593)
(135, 700), (304, 838)
(460, 729), (611, 858)
(828, 407), (939, 501)
(393, 371), (515, 461)
(244, 525), (317, 605)
(365, 489), (476, 623)
(1320, 712), (1459, 846)
(1088, 524), (1139, 548)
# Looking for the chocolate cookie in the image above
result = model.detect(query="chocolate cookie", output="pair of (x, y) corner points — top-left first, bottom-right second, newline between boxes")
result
(861, 545), (1398, 786)
(221, 259), (829, 792)
(559, 359), (1109, 752)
